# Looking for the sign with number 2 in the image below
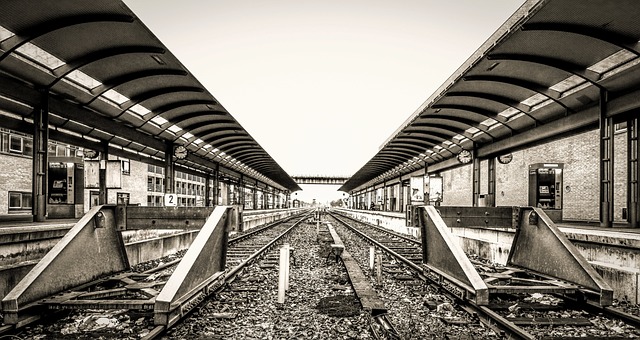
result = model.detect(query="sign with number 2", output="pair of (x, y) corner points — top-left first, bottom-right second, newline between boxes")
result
(164, 193), (177, 207)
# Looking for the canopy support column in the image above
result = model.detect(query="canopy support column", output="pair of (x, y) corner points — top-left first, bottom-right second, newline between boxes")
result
(487, 156), (496, 207)
(472, 149), (481, 207)
(164, 142), (174, 195)
(205, 173), (211, 207)
(32, 88), (49, 222)
(599, 89), (613, 227)
(99, 141), (108, 205)
(629, 116), (639, 227)
(424, 162), (429, 204)
(213, 163), (219, 206)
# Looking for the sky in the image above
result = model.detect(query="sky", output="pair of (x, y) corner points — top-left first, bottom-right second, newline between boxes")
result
(122, 0), (525, 202)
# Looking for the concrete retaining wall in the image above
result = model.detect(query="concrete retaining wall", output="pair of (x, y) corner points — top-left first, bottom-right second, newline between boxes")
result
(0, 208), (306, 300)
(334, 208), (420, 238)
(242, 208), (306, 231)
(335, 208), (640, 304)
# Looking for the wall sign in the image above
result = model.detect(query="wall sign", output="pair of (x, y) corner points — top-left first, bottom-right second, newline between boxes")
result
(164, 193), (178, 207)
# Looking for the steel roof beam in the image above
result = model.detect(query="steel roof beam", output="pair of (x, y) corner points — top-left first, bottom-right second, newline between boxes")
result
(462, 75), (572, 112)
(445, 91), (540, 124)
(117, 86), (205, 117)
(387, 143), (430, 155)
(148, 99), (218, 115)
(187, 123), (241, 136)
(407, 122), (469, 137)
(178, 116), (236, 129)
(0, 13), (134, 63)
(401, 128), (468, 145)
(207, 135), (253, 148)
(50, 45), (166, 89)
(521, 22), (640, 56)
(487, 53), (602, 85)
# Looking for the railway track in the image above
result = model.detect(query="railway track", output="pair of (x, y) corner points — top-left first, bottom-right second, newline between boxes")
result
(2, 211), (310, 339)
(5, 206), (640, 339)
(165, 216), (374, 339)
(328, 210), (640, 339)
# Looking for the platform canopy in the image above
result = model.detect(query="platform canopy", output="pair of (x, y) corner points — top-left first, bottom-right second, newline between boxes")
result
(341, 0), (640, 192)
(0, 0), (300, 192)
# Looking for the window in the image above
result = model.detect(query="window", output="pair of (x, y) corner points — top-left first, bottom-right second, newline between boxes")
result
(615, 121), (628, 133)
(155, 177), (163, 193)
(148, 176), (154, 191)
(1, 131), (8, 152)
(9, 135), (23, 154)
(8, 191), (32, 211)
(117, 192), (130, 205)
(121, 159), (130, 175)
(23, 138), (33, 156)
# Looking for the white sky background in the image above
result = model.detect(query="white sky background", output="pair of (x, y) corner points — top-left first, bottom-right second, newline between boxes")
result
(123, 0), (524, 203)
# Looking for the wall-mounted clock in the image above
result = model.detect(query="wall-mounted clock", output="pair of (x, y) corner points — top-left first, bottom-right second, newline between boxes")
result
(498, 153), (513, 164)
(174, 145), (188, 160)
(457, 150), (472, 164)
(83, 149), (98, 159)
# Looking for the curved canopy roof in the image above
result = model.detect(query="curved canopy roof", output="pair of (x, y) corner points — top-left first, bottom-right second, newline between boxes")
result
(341, 0), (640, 192)
(0, 0), (300, 192)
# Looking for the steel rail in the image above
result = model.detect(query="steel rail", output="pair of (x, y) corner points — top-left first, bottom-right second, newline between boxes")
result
(144, 211), (312, 339)
(332, 211), (421, 246)
(328, 212), (423, 274)
(327, 211), (535, 339)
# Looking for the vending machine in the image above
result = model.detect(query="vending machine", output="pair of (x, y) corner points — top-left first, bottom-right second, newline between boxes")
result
(48, 156), (85, 218)
(528, 163), (563, 222)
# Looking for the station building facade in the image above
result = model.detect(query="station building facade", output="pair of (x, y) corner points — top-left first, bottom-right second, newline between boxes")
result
(350, 123), (630, 224)
(0, 125), (283, 219)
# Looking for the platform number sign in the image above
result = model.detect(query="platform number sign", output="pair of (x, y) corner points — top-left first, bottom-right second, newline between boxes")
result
(164, 193), (178, 207)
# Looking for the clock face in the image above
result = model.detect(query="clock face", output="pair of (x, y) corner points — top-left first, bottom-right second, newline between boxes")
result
(457, 150), (472, 164)
(498, 153), (513, 164)
(174, 145), (188, 160)
(83, 149), (98, 159)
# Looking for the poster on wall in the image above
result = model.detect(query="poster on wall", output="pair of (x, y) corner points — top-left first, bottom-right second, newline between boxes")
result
(84, 160), (100, 188)
(429, 176), (443, 203)
(410, 176), (424, 203)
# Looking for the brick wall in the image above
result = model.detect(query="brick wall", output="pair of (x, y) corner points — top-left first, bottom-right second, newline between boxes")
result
(442, 164), (473, 206)
(441, 129), (630, 223)
(107, 160), (148, 206)
(0, 154), (32, 215)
